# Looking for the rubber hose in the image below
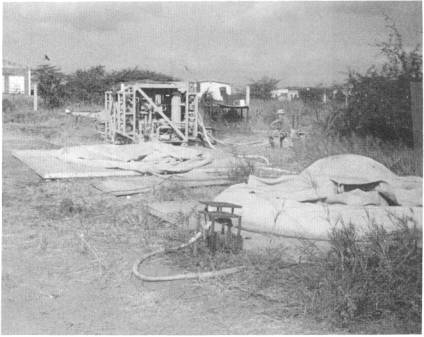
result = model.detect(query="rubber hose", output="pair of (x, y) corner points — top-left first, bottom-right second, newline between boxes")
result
(132, 232), (245, 282)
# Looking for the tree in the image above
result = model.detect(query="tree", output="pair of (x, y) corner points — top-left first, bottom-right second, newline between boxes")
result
(298, 87), (325, 103)
(329, 17), (422, 145)
(249, 76), (279, 100)
(376, 15), (422, 82)
(107, 67), (175, 84)
(34, 64), (67, 108)
(65, 65), (108, 105)
(64, 66), (177, 105)
(34, 64), (178, 107)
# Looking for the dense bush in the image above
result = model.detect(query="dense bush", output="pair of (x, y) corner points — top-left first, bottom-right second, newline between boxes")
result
(2, 98), (15, 114)
(298, 87), (325, 103)
(34, 64), (69, 108)
(329, 19), (422, 146)
(34, 65), (176, 108)
(249, 76), (279, 100)
(68, 66), (175, 105)
(295, 219), (422, 331)
(65, 65), (109, 105)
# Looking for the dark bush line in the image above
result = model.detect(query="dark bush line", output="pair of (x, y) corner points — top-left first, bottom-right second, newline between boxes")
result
(327, 18), (422, 147)
(34, 64), (176, 108)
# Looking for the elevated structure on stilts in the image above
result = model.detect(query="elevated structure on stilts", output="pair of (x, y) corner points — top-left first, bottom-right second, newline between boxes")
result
(103, 81), (201, 145)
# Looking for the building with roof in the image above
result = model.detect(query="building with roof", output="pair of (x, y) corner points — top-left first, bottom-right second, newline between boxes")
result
(197, 80), (232, 101)
(271, 88), (299, 101)
(3, 60), (32, 95)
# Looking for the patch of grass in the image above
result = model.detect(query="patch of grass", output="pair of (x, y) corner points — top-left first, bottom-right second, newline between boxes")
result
(2, 94), (34, 116)
(166, 213), (421, 333)
(282, 218), (422, 333)
(290, 133), (422, 176)
(4, 102), (103, 146)
(224, 99), (421, 176)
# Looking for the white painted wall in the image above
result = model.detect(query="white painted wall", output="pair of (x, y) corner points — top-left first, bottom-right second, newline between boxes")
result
(271, 88), (299, 101)
(288, 89), (299, 100)
(9, 76), (25, 94)
(198, 82), (231, 101)
(271, 88), (289, 98)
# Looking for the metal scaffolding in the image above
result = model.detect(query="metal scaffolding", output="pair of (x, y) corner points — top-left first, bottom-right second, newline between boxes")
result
(103, 81), (199, 145)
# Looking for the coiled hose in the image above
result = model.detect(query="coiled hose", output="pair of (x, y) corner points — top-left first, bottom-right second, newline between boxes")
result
(132, 232), (245, 282)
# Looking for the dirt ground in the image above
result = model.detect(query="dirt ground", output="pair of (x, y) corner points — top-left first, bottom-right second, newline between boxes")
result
(2, 124), (337, 334)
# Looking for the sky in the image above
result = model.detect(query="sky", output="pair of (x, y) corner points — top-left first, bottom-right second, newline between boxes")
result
(3, 1), (423, 87)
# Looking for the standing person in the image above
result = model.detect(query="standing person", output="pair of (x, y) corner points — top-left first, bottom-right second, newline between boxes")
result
(270, 109), (290, 148)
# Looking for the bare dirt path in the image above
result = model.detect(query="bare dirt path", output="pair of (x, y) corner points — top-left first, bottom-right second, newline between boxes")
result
(2, 126), (336, 334)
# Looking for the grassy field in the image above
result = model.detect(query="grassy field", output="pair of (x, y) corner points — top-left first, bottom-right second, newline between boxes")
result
(207, 98), (422, 177)
(2, 97), (421, 333)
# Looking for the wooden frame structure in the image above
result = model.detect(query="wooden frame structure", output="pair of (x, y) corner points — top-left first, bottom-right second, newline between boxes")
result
(104, 81), (199, 144)
(202, 85), (250, 123)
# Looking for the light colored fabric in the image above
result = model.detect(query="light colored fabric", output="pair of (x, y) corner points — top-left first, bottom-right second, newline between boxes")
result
(54, 142), (212, 174)
(214, 154), (422, 240)
(12, 143), (236, 179)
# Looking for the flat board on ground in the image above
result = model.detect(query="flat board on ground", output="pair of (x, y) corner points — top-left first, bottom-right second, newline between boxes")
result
(93, 169), (232, 196)
(12, 149), (141, 179)
(12, 147), (236, 180)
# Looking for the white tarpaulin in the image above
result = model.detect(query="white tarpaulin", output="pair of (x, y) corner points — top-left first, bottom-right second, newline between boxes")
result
(215, 154), (422, 240)
(12, 142), (213, 179)
(55, 142), (212, 174)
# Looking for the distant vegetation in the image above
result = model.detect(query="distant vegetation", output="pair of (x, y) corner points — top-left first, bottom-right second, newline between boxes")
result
(249, 76), (279, 100)
(328, 18), (422, 147)
(33, 65), (176, 108)
(246, 18), (422, 149)
(35, 65), (68, 108)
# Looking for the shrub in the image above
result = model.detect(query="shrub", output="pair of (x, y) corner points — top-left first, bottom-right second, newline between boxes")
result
(298, 87), (325, 103)
(107, 67), (175, 84)
(33, 64), (177, 108)
(65, 65), (109, 105)
(65, 66), (176, 106)
(2, 98), (15, 114)
(295, 219), (422, 331)
(34, 64), (68, 108)
(329, 17), (422, 146)
(249, 77), (280, 100)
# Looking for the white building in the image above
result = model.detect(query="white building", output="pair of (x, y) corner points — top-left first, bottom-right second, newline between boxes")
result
(271, 88), (299, 101)
(2, 60), (32, 95)
(197, 81), (232, 101)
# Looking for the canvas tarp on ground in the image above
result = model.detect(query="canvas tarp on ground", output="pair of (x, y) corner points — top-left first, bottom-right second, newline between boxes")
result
(93, 168), (233, 196)
(214, 154), (422, 241)
(12, 142), (214, 179)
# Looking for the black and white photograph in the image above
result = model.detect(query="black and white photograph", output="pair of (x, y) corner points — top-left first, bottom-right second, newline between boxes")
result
(2, 1), (423, 334)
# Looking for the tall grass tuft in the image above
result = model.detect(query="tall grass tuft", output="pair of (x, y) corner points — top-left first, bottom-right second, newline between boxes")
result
(292, 218), (422, 332)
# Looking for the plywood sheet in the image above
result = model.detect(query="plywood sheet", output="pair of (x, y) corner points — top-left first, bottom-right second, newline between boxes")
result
(12, 150), (141, 179)
(11, 142), (235, 180)
(93, 169), (232, 196)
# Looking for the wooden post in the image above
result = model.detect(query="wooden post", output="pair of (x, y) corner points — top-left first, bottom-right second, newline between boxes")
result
(410, 81), (423, 175)
(133, 88), (136, 139)
(185, 82), (189, 141)
(27, 68), (32, 96)
(33, 82), (38, 112)
(245, 86), (250, 107)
